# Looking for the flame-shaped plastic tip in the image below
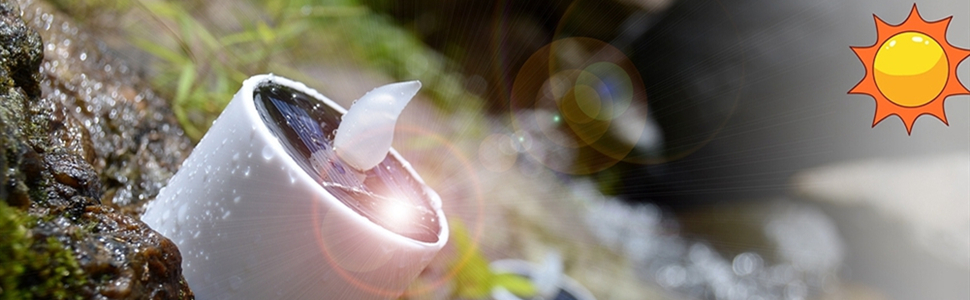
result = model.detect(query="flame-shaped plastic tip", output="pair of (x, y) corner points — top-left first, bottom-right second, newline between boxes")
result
(334, 80), (421, 171)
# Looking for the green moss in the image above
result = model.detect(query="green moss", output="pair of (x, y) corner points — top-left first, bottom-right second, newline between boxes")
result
(0, 201), (86, 300)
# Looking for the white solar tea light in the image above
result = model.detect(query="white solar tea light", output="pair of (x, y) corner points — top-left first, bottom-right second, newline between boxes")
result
(142, 74), (448, 300)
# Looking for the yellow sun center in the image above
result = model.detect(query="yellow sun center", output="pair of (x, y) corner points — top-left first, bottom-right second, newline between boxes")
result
(873, 31), (949, 107)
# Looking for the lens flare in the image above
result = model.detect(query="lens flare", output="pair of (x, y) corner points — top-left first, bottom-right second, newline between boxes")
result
(379, 199), (418, 230)
(509, 37), (648, 174)
(314, 126), (486, 298)
(478, 133), (518, 172)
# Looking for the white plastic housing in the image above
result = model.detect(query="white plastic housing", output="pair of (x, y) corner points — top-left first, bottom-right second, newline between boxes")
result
(142, 74), (448, 300)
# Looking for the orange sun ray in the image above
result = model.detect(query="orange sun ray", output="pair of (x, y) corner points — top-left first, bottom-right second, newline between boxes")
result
(849, 4), (970, 134)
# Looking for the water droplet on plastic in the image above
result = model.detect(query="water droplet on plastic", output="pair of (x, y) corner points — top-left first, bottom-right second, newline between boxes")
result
(177, 204), (189, 224)
(262, 145), (274, 160)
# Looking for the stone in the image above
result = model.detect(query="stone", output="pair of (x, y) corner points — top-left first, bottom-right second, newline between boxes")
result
(0, 0), (194, 298)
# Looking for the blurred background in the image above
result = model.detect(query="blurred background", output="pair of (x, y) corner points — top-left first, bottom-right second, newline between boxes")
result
(39, 0), (970, 299)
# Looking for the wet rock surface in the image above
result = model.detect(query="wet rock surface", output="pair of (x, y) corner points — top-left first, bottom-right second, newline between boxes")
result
(1, 0), (194, 298)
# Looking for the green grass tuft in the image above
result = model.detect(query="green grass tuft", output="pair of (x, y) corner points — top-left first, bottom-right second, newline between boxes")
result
(125, 0), (483, 141)
(448, 219), (536, 299)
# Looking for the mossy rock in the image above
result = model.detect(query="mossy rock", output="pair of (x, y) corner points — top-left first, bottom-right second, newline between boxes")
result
(0, 0), (194, 298)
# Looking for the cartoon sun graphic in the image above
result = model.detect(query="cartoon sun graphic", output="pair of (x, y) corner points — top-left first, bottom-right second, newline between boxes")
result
(849, 4), (970, 134)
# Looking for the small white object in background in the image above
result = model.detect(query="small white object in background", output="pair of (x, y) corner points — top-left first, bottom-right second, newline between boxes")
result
(141, 74), (448, 300)
(490, 252), (597, 300)
(533, 252), (564, 298)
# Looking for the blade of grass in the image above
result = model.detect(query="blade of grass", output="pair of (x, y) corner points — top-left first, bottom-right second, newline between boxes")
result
(494, 273), (538, 298)
(174, 63), (196, 105)
(449, 219), (497, 298)
(132, 38), (187, 65)
(219, 31), (262, 47)
(138, 0), (182, 18)
(256, 20), (275, 45)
